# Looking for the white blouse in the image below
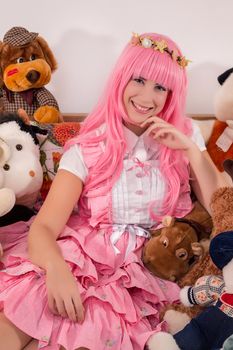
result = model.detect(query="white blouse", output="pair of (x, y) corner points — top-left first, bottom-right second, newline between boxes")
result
(59, 121), (206, 227)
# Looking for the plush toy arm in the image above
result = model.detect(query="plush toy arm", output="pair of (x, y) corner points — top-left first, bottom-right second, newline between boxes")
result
(147, 332), (180, 350)
(33, 87), (61, 123)
(0, 188), (16, 216)
(34, 105), (61, 123)
(180, 275), (225, 308)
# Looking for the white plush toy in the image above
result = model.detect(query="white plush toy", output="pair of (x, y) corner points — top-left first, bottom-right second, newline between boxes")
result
(0, 112), (47, 255)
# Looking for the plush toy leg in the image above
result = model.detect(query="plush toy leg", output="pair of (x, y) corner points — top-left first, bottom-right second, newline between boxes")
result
(146, 332), (180, 350)
(173, 304), (233, 350)
(163, 309), (191, 334)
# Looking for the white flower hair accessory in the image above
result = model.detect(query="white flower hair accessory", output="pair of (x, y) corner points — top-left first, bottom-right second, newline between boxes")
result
(130, 33), (191, 68)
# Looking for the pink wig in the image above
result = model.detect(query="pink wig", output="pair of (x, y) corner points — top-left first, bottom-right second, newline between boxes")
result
(66, 32), (193, 221)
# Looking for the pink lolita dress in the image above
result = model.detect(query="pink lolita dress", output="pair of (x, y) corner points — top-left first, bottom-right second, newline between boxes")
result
(0, 123), (205, 350)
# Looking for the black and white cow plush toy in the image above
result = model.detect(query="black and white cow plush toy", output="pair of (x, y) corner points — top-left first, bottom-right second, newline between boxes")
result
(0, 113), (46, 234)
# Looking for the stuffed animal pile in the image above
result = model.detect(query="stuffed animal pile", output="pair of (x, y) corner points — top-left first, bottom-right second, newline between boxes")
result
(147, 159), (233, 350)
(0, 27), (62, 123)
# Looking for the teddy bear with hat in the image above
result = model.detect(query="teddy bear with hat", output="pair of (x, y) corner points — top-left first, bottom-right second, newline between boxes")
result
(0, 26), (62, 123)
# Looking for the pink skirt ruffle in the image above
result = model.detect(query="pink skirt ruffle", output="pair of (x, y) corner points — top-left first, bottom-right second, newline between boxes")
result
(0, 216), (180, 350)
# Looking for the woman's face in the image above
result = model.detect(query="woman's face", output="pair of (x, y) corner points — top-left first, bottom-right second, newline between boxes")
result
(123, 77), (169, 135)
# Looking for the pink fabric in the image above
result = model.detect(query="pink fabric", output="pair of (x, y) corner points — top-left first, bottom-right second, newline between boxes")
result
(0, 136), (182, 350)
(0, 219), (179, 350)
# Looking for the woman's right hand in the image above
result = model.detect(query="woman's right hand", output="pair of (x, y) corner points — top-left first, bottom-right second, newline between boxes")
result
(45, 259), (84, 323)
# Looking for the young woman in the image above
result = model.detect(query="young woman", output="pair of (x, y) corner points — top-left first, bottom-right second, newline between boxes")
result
(0, 32), (227, 350)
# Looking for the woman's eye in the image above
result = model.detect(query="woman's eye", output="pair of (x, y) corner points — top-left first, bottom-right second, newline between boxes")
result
(133, 78), (144, 85)
(155, 84), (167, 92)
(29, 54), (36, 61)
(16, 57), (25, 64)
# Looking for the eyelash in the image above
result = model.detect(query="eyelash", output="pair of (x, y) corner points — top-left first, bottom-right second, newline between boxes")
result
(133, 78), (144, 84)
(155, 84), (167, 92)
(133, 78), (167, 92)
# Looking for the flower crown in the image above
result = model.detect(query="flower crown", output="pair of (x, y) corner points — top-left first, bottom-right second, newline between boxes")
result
(130, 33), (190, 68)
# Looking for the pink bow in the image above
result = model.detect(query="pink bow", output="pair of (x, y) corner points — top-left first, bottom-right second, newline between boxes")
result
(127, 157), (152, 176)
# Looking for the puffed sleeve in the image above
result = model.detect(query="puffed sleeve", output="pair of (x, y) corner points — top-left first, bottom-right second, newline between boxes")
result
(191, 120), (206, 152)
(58, 144), (88, 182)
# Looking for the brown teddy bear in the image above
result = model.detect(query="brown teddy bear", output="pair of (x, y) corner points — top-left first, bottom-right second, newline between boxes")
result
(0, 27), (62, 123)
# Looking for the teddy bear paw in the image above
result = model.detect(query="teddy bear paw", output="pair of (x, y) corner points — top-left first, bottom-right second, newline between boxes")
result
(146, 332), (180, 350)
(34, 106), (61, 123)
(163, 309), (191, 334)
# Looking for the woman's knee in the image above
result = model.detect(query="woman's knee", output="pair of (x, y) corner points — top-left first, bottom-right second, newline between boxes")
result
(0, 312), (31, 350)
(22, 339), (38, 349)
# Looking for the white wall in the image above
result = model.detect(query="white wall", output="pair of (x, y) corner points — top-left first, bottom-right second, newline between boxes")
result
(1, 0), (232, 114)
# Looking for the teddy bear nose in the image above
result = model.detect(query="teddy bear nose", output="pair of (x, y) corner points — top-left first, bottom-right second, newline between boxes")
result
(26, 70), (41, 83)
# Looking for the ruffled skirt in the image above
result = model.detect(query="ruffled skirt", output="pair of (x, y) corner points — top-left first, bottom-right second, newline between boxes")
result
(0, 215), (180, 350)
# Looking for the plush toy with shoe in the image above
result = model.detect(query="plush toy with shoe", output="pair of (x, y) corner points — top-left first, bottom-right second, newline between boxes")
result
(0, 27), (62, 123)
(146, 159), (233, 350)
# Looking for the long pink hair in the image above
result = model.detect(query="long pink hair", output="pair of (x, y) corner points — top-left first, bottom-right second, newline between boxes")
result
(66, 32), (192, 220)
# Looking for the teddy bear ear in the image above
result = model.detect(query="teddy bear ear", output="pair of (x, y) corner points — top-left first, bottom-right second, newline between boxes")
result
(36, 36), (57, 72)
(149, 228), (162, 237)
(162, 216), (175, 227)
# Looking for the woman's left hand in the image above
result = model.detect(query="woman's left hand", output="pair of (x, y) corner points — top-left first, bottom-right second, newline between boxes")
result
(141, 116), (194, 151)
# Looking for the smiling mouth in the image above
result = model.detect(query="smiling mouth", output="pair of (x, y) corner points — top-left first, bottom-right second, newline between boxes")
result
(131, 100), (153, 114)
